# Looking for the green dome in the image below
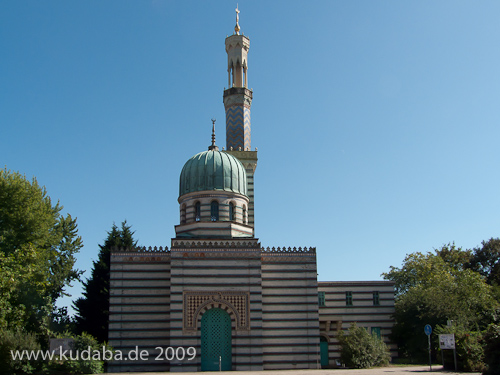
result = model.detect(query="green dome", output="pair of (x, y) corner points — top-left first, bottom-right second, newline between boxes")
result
(179, 150), (247, 197)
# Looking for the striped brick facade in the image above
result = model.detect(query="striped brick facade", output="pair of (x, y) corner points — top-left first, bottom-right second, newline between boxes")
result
(108, 245), (319, 372)
(225, 149), (257, 229)
(318, 281), (397, 367)
(261, 249), (319, 369)
(168, 239), (263, 371)
(108, 250), (171, 372)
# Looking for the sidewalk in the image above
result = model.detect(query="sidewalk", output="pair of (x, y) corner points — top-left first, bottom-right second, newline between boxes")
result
(101, 365), (481, 375)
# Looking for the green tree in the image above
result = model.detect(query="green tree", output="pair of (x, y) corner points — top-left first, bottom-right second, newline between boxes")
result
(46, 332), (111, 374)
(435, 324), (485, 372)
(74, 221), (137, 343)
(0, 168), (82, 334)
(383, 246), (498, 361)
(435, 242), (472, 270)
(0, 328), (42, 375)
(468, 238), (500, 286)
(483, 324), (500, 375)
(337, 322), (390, 368)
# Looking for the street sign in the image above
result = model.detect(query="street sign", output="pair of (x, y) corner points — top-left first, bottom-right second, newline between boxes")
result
(424, 324), (432, 336)
(439, 334), (456, 350)
(424, 324), (432, 371)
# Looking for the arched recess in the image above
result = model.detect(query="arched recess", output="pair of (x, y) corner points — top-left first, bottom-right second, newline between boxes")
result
(229, 202), (235, 221)
(200, 307), (232, 371)
(211, 200), (219, 221)
(194, 201), (201, 222)
(194, 300), (238, 330)
(242, 205), (248, 224)
(180, 204), (186, 224)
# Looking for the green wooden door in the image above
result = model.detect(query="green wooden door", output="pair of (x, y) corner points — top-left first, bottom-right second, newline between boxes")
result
(201, 308), (232, 371)
(320, 336), (329, 368)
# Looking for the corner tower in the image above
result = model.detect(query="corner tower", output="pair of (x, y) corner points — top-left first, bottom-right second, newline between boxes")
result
(224, 6), (258, 229)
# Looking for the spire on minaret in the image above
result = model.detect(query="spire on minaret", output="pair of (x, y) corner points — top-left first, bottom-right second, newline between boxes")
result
(234, 4), (241, 35)
(208, 118), (219, 151)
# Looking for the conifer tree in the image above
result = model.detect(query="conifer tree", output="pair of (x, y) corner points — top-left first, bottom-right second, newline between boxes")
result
(74, 221), (137, 343)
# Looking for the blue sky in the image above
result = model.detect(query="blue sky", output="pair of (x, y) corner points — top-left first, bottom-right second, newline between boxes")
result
(1, 1), (500, 313)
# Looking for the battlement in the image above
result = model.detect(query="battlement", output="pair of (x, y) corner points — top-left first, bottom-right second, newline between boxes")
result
(171, 238), (261, 249)
(261, 246), (316, 254)
(111, 246), (170, 253)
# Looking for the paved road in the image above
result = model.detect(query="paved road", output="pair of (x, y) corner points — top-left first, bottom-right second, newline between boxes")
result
(101, 365), (481, 375)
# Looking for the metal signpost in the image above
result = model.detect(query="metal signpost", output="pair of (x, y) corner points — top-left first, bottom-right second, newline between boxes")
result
(439, 333), (457, 371)
(424, 324), (432, 372)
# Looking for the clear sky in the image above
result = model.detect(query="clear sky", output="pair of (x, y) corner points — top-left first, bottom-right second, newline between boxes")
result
(1, 1), (499, 314)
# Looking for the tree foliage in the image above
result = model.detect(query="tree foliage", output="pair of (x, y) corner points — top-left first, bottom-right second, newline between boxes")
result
(337, 322), (390, 368)
(483, 324), (500, 375)
(0, 168), (82, 334)
(0, 328), (42, 375)
(74, 221), (137, 343)
(435, 324), (485, 372)
(468, 238), (500, 286)
(383, 244), (499, 362)
(47, 332), (109, 374)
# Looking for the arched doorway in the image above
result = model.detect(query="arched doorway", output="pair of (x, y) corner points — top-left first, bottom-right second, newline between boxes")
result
(320, 336), (329, 368)
(201, 308), (232, 371)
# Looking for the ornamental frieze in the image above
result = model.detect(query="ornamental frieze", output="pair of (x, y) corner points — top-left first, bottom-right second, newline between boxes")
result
(183, 291), (250, 332)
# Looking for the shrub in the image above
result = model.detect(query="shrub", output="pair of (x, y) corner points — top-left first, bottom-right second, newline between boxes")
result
(47, 332), (109, 374)
(483, 324), (500, 375)
(0, 328), (42, 375)
(435, 324), (486, 372)
(337, 323), (390, 368)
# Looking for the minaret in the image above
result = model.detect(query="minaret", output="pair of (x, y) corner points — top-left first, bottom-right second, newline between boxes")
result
(224, 6), (258, 230)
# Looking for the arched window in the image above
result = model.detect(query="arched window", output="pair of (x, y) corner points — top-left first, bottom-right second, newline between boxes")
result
(243, 205), (247, 224)
(229, 202), (235, 221)
(211, 201), (219, 221)
(180, 204), (186, 224)
(195, 201), (201, 222)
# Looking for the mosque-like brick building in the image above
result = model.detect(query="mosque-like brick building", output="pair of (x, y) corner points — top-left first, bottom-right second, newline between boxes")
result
(108, 10), (396, 372)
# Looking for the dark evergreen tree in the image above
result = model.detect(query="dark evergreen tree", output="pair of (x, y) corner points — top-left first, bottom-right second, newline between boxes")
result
(74, 221), (137, 343)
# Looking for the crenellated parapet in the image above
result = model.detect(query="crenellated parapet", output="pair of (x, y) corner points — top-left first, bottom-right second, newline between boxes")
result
(111, 245), (170, 253)
(261, 246), (317, 263)
(261, 246), (316, 253)
(171, 238), (261, 249)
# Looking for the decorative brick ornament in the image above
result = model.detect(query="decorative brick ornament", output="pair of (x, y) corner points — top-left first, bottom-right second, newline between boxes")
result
(183, 291), (250, 332)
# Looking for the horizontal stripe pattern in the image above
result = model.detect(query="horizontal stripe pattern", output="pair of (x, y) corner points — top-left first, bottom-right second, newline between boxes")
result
(108, 245), (396, 371)
(318, 281), (396, 362)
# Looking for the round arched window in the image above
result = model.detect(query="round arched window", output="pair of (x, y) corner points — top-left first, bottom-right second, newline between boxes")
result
(229, 202), (235, 221)
(211, 201), (219, 221)
(194, 201), (201, 222)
